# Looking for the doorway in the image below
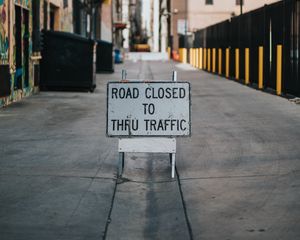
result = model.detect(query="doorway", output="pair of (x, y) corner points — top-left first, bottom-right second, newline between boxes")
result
(23, 9), (29, 88)
(14, 6), (29, 89)
(15, 5), (22, 89)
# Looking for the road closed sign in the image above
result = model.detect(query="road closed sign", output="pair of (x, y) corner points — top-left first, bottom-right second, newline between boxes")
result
(106, 81), (191, 137)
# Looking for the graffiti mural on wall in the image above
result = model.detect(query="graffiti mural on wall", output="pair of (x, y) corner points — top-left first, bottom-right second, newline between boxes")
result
(0, 0), (9, 62)
(13, 1), (32, 90)
(0, 0), (34, 107)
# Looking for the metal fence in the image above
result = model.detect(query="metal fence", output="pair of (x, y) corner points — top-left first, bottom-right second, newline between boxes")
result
(191, 0), (299, 97)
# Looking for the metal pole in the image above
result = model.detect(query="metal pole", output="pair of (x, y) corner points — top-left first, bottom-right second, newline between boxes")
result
(172, 70), (177, 82)
(118, 70), (127, 177)
(171, 70), (177, 178)
(122, 69), (127, 80)
(171, 153), (175, 178)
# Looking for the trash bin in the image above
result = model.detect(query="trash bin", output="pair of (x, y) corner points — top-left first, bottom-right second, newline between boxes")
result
(96, 40), (114, 73)
(40, 30), (96, 91)
(114, 49), (123, 64)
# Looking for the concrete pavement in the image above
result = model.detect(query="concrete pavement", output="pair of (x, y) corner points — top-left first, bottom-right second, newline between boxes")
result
(0, 60), (300, 240)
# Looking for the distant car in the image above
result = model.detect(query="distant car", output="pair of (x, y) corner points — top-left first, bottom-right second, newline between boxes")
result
(114, 49), (123, 64)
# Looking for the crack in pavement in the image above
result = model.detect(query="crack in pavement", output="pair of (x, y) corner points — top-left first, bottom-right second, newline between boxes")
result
(175, 167), (194, 240)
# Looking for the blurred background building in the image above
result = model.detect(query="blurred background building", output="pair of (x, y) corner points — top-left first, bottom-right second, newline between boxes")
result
(0, 0), (299, 107)
(170, 0), (280, 53)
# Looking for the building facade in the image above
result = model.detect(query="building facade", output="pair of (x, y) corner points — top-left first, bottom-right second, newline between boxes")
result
(0, 0), (112, 108)
(0, 1), (38, 107)
(0, 0), (75, 107)
(170, 0), (280, 52)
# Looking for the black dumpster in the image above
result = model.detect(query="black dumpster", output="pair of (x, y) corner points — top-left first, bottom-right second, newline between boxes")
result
(96, 40), (114, 73)
(40, 30), (96, 91)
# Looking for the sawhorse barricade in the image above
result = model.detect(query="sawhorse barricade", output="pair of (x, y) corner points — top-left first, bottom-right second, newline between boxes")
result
(107, 70), (190, 179)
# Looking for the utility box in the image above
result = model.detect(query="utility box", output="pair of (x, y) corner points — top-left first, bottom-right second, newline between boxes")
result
(40, 30), (96, 91)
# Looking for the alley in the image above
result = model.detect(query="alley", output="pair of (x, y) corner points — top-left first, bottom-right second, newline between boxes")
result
(0, 60), (300, 240)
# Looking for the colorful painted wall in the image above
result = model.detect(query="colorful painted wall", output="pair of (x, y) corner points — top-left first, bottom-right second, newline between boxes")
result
(0, 0), (9, 64)
(0, 0), (36, 107)
(0, 0), (113, 107)
(0, 0), (74, 107)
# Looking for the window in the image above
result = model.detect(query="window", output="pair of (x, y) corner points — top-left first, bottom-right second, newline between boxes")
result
(205, 0), (213, 5)
(236, 0), (244, 5)
(50, 3), (60, 31)
(63, 0), (68, 8)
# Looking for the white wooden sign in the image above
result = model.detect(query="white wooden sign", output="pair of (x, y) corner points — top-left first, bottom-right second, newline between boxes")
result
(106, 82), (191, 137)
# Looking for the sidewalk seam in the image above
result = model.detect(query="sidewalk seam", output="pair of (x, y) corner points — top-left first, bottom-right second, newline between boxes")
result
(176, 166), (194, 240)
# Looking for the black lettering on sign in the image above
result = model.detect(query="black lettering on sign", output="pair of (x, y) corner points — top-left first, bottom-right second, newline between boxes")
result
(142, 103), (155, 115)
(111, 87), (139, 99)
(131, 119), (139, 131)
(111, 119), (139, 131)
(145, 88), (152, 99)
(179, 88), (186, 98)
(143, 119), (188, 132)
(180, 119), (187, 131)
(111, 88), (118, 99)
(172, 88), (178, 98)
(144, 87), (187, 99)
(165, 88), (172, 98)
(119, 88), (125, 98)
(145, 119), (149, 131)
(158, 88), (164, 98)
(150, 119), (157, 130)
(157, 120), (165, 131)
